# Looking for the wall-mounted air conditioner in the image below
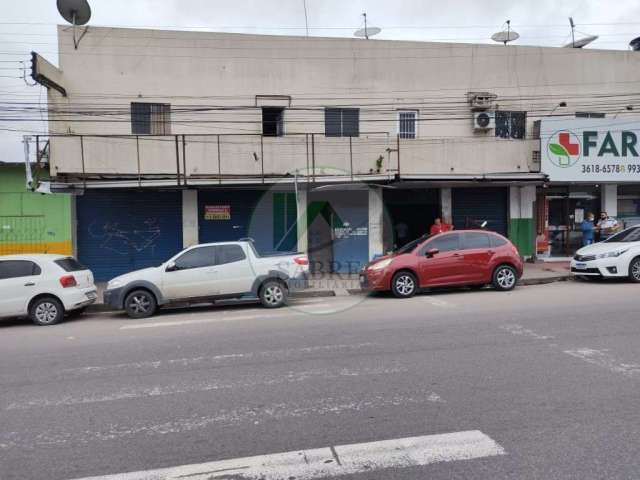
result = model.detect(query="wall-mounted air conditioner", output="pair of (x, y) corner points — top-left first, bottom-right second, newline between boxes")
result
(473, 111), (495, 131)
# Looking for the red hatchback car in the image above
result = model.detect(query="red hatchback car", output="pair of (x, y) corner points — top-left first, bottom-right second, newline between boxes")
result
(360, 230), (523, 298)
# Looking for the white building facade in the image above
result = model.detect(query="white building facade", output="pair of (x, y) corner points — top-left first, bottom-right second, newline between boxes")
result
(30, 26), (640, 279)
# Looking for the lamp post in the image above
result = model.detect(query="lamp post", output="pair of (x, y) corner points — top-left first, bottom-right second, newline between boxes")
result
(549, 101), (567, 116)
(613, 105), (634, 119)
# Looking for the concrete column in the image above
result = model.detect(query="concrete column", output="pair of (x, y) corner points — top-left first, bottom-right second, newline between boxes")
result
(509, 185), (536, 259)
(601, 184), (618, 217)
(296, 187), (308, 254)
(368, 186), (384, 260)
(440, 188), (452, 222)
(182, 190), (199, 248)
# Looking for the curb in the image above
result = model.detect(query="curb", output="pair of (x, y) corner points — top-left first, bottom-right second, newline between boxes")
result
(519, 275), (573, 286)
(85, 275), (572, 314)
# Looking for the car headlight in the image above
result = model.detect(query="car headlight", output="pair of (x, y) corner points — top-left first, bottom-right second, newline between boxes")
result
(596, 249), (628, 259)
(107, 279), (123, 289)
(369, 258), (393, 271)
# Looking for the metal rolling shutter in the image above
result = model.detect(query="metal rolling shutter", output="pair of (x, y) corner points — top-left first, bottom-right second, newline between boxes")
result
(452, 187), (508, 236)
(76, 190), (183, 281)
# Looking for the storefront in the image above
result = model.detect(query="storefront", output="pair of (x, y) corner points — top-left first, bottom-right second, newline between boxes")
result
(307, 189), (369, 274)
(76, 189), (183, 281)
(539, 117), (640, 257)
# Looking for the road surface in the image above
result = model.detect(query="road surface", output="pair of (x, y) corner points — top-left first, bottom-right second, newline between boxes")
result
(1, 280), (639, 479)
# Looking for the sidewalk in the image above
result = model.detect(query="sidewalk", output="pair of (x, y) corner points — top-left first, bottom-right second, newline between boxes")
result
(89, 262), (571, 312)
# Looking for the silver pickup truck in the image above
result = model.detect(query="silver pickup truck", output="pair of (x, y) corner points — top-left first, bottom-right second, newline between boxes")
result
(103, 241), (310, 318)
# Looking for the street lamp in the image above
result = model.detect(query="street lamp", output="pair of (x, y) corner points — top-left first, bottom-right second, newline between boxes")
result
(613, 105), (634, 119)
(549, 101), (567, 116)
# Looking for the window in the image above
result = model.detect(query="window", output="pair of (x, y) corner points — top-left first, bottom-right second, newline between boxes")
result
(490, 235), (508, 247)
(325, 108), (359, 137)
(173, 246), (216, 270)
(576, 112), (606, 119)
(462, 232), (491, 249)
(262, 107), (285, 137)
(604, 226), (640, 243)
(398, 110), (418, 139)
(423, 233), (460, 253)
(495, 111), (526, 139)
(54, 258), (87, 272)
(131, 102), (171, 135)
(0, 260), (41, 280)
(215, 245), (246, 265)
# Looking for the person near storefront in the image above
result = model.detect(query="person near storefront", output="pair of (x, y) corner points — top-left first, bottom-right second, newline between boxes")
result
(430, 216), (453, 235)
(596, 211), (619, 241)
(581, 212), (596, 246)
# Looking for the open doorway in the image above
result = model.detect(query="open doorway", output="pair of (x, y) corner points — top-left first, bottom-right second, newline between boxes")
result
(383, 188), (440, 250)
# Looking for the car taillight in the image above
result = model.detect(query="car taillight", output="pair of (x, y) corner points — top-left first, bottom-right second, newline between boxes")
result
(294, 256), (309, 265)
(59, 275), (77, 288)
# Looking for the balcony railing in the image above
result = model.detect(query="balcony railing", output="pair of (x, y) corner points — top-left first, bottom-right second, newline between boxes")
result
(37, 132), (539, 186)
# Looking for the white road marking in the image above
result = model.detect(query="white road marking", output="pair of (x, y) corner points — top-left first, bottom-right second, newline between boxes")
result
(60, 343), (379, 376)
(120, 312), (296, 329)
(7, 366), (406, 410)
(422, 297), (454, 308)
(500, 324), (555, 340)
(1, 391), (446, 450)
(563, 348), (640, 377)
(66, 430), (504, 480)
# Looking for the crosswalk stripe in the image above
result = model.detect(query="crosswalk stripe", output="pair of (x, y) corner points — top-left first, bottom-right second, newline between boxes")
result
(68, 430), (505, 480)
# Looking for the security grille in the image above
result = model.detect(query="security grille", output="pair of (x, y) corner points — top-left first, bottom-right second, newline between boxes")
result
(398, 111), (417, 139)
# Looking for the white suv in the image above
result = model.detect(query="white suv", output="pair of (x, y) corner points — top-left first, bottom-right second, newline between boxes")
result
(104, 241), (309, 318)
(0, 254), (97, 325)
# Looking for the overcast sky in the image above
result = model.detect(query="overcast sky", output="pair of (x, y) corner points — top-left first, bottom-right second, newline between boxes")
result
(2, 0), (640, 161)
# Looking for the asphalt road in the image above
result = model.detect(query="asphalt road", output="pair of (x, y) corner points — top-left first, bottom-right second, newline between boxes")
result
(1, 280), (639, 479)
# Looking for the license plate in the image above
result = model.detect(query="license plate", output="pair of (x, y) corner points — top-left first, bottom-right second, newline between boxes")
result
(574, 263), (587, 270)
(86, 291), (97, 300)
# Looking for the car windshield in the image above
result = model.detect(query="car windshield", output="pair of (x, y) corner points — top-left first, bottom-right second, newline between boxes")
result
(603, 226), (640, 243)
(394, 235), (430, 254)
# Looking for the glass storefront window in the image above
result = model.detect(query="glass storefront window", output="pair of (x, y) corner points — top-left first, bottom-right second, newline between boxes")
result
(618, 185), (640, 227)
(545, 185), (601, 256)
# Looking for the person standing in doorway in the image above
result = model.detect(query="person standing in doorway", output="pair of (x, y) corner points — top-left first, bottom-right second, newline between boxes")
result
(581, 212), (595, 246)
(430, 216), (453, 235)
(596, 211), (619, 241)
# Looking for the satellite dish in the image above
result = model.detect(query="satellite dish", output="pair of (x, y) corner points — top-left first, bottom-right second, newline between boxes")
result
(563, 35), (598, 48)
(491, 30), (520, 44)
(491, 20), (519, 45)
(57, 0), (91, 49)
(354, 12), (381, 40)
(629, 36), (640, 51)
(57, 0), (91, 25)
(354, 26), (381, 38)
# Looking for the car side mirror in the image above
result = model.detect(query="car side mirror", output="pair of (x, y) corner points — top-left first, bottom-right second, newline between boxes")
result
(165, 261), (177, 272)
(425, 248), (439, 258)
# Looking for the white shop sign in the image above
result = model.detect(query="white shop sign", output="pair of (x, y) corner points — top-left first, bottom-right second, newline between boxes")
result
(540, 118), (640, 182)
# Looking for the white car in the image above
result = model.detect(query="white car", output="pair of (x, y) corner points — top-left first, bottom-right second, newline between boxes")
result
(0, 254), (97, 326)
(103, 241), (310, 318)
(571, 225), (640, 281)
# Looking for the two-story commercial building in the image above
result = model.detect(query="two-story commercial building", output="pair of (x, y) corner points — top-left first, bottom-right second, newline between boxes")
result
(28, 26), (640, 280)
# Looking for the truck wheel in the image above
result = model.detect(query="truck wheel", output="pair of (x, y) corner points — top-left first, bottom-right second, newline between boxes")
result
(124, 289), (157, 318)
(259, 280), (288, 308)
(29, 296), (64, 326)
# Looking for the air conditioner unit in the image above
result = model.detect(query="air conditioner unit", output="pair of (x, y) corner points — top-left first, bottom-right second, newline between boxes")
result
(473, 111), (495, 131)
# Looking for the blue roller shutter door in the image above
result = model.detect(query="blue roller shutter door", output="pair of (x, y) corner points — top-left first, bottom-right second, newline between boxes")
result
(198, 190), (297, 255)
(452, 187), (508, 236)
(76, 190), (183, 281)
